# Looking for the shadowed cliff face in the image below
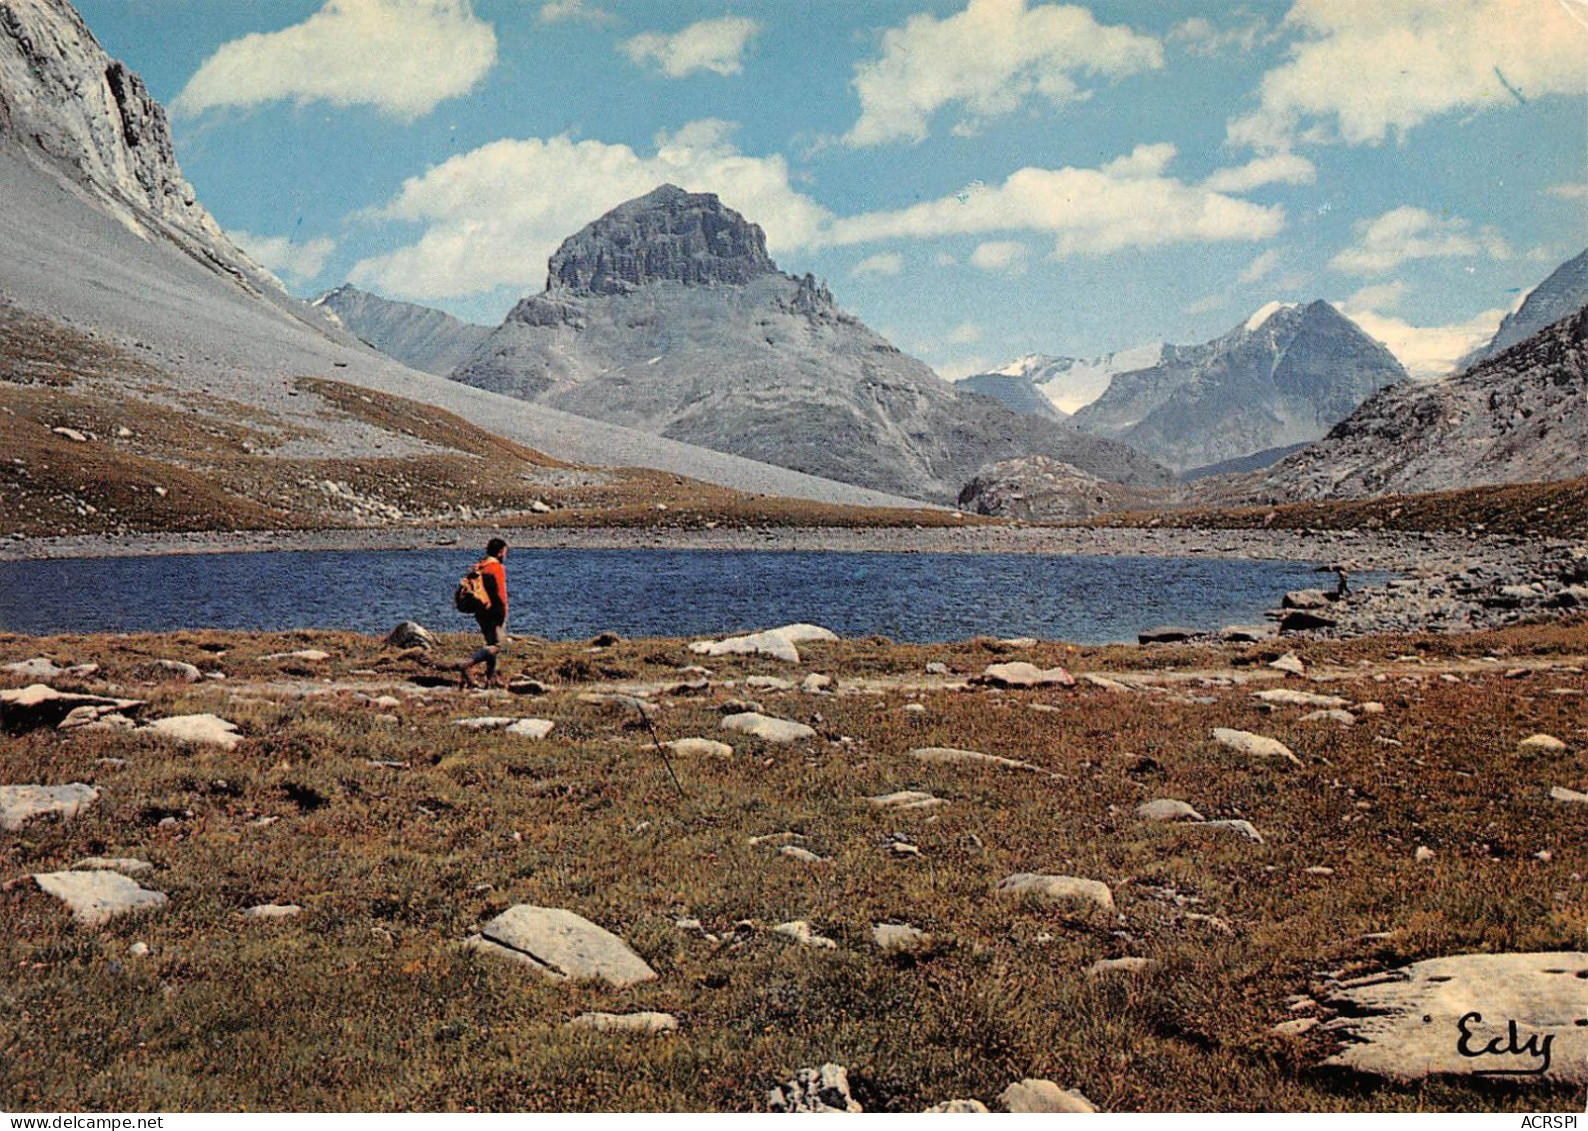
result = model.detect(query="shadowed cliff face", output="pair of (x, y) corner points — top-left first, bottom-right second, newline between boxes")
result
(1241, 302), (1588, 501)
(1460, 247), (1588, 371)
(0, 0), (274, 292)
(452, 185), (1173, 504)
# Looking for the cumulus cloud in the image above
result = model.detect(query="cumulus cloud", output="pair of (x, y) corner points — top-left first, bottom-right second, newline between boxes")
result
(351, 120), (831, 300)
(1329, 206), (1511, 275)
(620, 17), (759, 78)
(1228, 0), (1588, 151)
(1203, 152), (1316, 193)
(1168, 13), (1271, 56)
(1345, 280), (1409, 311)
(538, 0), (613, 25)
(969, 240), (1030, 275)
(1339, 300), (1508, 379)
(228, 230), (336, 283)
(844, 0), (1162, 146)
(850, 252), (904, 278)
(1238, 248), (1282, 284)
(174, 0), (497, 121)
(823, 143), (1285, 256)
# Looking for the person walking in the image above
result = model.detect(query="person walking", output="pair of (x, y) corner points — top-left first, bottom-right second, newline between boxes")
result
(455, 537), (509, 689)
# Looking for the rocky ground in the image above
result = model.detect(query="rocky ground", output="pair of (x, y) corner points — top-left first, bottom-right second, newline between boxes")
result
(1, 620), (1585, 1110)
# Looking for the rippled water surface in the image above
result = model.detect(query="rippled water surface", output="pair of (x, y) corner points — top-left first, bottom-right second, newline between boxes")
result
(0, 548), (1348, 643)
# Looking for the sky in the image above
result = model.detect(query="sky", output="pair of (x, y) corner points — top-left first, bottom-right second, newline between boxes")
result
(74, 0), (1588, 380)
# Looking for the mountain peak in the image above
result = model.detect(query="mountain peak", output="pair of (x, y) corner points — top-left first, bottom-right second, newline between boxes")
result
(545, 183), (778, 296)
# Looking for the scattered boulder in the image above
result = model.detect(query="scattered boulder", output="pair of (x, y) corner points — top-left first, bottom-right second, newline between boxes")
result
(665, 737), (734, 759)
(1549, 786), (1588, 804)
(1280, 609), (1337, 633)
(996, 873), (1114, 912)
(1212, 727), (1300, 766)
(243, 904), (302, 919)
(801, 673), (833, 694)
(780, 845), (827, 864)
(721, 712), (816, 744)
(1137, 626), (1198, 645)
(872, 923), (930, 954)
(690, 631), (800, 664)
(465, 905), (656, 987)
(384, 622), (437, 650)
(1254, 688), (1348, 709)
(1198, 818), (1264, 843)
(1268, 652), (1306, 676)
(259, 649), (331, 662)
(0, 657), (95, 680)
(52, 426), (90, 442)
(59, 706), (136, 732)
(1221, 625), (1276, 642)
(149, 659), (201, 682)
(0, 783), (100, 831)
(976, 661), (1075, 689)
(505, 718), (555, 739)
(768, 1064), (862, 1113)
(774, 920), (837, 949)
(1300, 709), (1355, 726)
(746, 675), (795, 692)
(1272, 1017), (1319, 1038)
(1282, 589), (1331, 610)
(1087, 956), (1153, 977)
(567, 1011), (678, 1035)
(910, 747), (1043, 773)
(1520, 733), (1568, 752)
(997, 1079), (1097, 1113)
(1, 685), (144, 734)
(1137, 798), (1203, 823)
(868, 790), (946, 812)
(452, 716), (516, 730)
(32, 870), (167, 927)
(142, 714), (242, 750)
(1321, 952), (1588, 1083)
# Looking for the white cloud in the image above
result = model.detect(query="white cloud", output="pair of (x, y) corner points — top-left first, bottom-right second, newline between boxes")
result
(1229, 0), (1588, 151)
(1203, 152), (1316, 193)
(351, 121), (832, 300)
(1183, 293), (1229, 315)
(228, 230), (336, 283)
(1238, 248), (1282, 284)
(969, 240), (1030, 275)
(935, 355), (997, 380)
(851, 251), (904, 278)
(946, 321), (984, 344)
(620, 17), (759, 78)
(538, 0), (612, 25)
(174, 0), (497, 121)
(844, 0), (1162, 146)
(1329, 206), (1511, 275)
(1169, 14), (1271, 56)
(1345, 280), (1409, 311)
(1547, 181), (1588, 200)
(1339, 300), (1507, 379)
(823, 144), (1286, 256)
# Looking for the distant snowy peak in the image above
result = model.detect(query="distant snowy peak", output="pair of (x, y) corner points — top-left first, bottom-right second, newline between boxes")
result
(974, 343), (1167, 415)
(1457, 246), (1588, 371)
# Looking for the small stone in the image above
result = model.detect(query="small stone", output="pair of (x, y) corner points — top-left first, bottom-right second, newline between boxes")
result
(151, 659), (202, 682)
(1358, 701), (1386, 714)
(997, 1079), (1097, 1113)
(1253, 689), (1349, 709)
(801, 673), (833, 693)
(872, 923), (930, 954)
(721, 712), (816, 744)
(1198, 818), (1264, 843)
(768, 1064), (862, 1113)
(243, 903), (302, 919)
(996, 873), (1114, 911)
(1305, 866), (1335, 876)
(1212, 727), (1300, 766)
(505, 718), (554, 739)
(665, 737), (734, 759)
(1137, 798), (1203, 822)
(1415, 846), (1435, 862)
(32, 871), (167, 927)
(977, 661), (1075, 689)
(466, 904), (656, 987)
(1268, 652), (1306, 676)
(924, 662), (950, 675)
(384, 622), (436, 650)
(0, 783), (100, 831)
(774, 920), (837, 949)
(1086, 956), (1153, 976)
(902, 702), (927, 714)
(128, 941), (150, 957)
(142, 713), (241, 750)
(1520, 733), (1568, 752)
(922, 1100), (989, 1113)
(868, 790), (946, 812)
(1272, 1017), (1319, 1037)
(889, 842), (922, 857)
(1549, 786), (1588, 804)
(909, 746), (1042, 772)
(567, 1011), (678, 1035)
(260, 649), (331, 663)
(72, 857), (152, 875)
(1300, 709), (1356, 726)
(452, 716), (516, 730)
(746, 675), (795, 691)
(780, 845), (827, 864)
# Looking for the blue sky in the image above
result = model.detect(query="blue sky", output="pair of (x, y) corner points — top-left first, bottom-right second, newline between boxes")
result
(76, 0), (1588, 378)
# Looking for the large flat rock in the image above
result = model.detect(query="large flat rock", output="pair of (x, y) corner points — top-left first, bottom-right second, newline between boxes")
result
(0, 783), (99, 831)
(690, 631), (801, 664)
(1213, 727), (1301, 766)
(33, 870), (168, 927)
(910, 747), (1043, 773)
(997, 873), (1114, 911)
(1322, 952), (1588, 1083)
(467, 905), (656, 987)
(976, 661), (1075, 689)
(142, 713), (241, 750)
(1, 685), (144, 733)
(721, 712), (816, 744)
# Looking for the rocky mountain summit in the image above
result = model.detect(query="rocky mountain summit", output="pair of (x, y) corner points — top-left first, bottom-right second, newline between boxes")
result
(1243, 300), (1588, 501)
(956, 455), (1160, 520)
(314, 284), (491, 376)
(1459, 246), (1588, 370)
(1069, 301), (1407, 473)
(452, 185), (1171, 503)
(0, 0), (275, 293)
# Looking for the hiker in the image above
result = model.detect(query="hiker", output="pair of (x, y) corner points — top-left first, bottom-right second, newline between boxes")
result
(455, 537), (509, 689)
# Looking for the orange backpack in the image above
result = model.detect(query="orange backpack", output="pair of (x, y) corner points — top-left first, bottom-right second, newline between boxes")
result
(454, 560), (491, 614)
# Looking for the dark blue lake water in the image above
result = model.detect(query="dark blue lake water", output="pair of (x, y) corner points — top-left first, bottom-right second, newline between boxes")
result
(0, 549), (1346, 644)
